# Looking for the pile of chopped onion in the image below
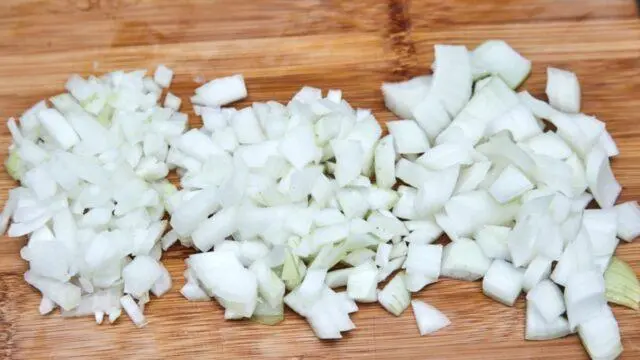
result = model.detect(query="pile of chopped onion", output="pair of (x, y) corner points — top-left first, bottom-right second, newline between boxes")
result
(1, 66), (186, 326)
(2, 40), (638, 359)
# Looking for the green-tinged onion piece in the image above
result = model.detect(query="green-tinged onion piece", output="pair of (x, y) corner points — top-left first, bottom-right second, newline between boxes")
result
(604, 256), (640, 310)
(251, 298), (284, 326)
(281, 248), (306, 291)
(5, 149), (24, 181)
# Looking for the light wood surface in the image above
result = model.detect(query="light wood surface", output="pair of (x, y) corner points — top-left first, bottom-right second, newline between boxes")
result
(0, 1), (639, 359)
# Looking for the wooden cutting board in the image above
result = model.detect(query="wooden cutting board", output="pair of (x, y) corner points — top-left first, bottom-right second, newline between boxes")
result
(0, 0), (639, 358)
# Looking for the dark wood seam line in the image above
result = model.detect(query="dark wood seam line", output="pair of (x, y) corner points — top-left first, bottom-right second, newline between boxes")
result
(386, 0), (418, 78)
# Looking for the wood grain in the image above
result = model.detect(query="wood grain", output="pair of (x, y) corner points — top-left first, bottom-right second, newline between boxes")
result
(0, 1), (639, 359)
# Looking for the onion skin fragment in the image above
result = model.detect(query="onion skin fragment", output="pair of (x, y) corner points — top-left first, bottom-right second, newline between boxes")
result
(604, 256), (640, 310)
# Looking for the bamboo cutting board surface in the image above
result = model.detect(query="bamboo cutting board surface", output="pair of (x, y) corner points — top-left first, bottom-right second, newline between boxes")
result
(0, 0), (640, 359)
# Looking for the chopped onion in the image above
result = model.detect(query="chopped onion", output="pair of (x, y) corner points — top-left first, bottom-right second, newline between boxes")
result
(326, 268), (354, 289)
(251, 297), (284, 326)
(378, 273), (411, 316)
(489, 165), (533, 203)
(525, 302), (570, 341)
(387, 120), (430, 155)
(120, 294), (147, 328)
(545, 67), (580, 113)
(381, 76), (431, 120)
(474, 225), (511, 261)
(2, 66), (188, 326)
(578, 305), (623, 360)
(404, 243), (442, 282)
(482, 259), (523, 306)
(441, 238), (490, 281)
(411, 300), (451, 336)
(526, 280), (565, 322)
(1, 40), (637, 357)
(522, 256), (552, 292)
(604, 256), (640, 310)
(374, 135), (396, 189)
(614, 201), (640, 242)
(586, 147), (621, 208)
(377, 256), (406, 282)
(471, 40), (531, 89)
(192, 74), (246, 107)
(565, 270), (606, 330)
(346, 262), (378, 303)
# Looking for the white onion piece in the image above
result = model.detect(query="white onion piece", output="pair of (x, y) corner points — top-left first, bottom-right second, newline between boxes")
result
(381, 76), (431, 119)
(416, 143), (476, 170)
(489, 165), (533, 203)
(39, 296), (56, 315)
(150, 265), (172, 297)
(578, 305), (623, 360)
(472, 40), (531, 89)
(507, 215), (538, 268)
(582, 209), (619, 257)
(387, 120), (430, 154)
(482, 259), (523, 306)
(534, 216), (564, 261)
(411, 300), (451, 336)
(377, 256), (406, 282)
(192, 206), (238, 252)
(154, 64), (174, 88)
(192, 74), (246, 107)
(378, 273), (411, 316)
(526, 280), (565, 323)
(524, 132), (573, 160)
(615, 201), (640, 242)
(522, 256), (552, 292)
(546, 67), (580, 113)
(367, 186), (398, 211)
(374, 135), (396, 189)
(170, 187), (220, 237)
(367, 211), (408, 240)
(474, 225), (511, 261)
(599, 128), (620, 158)
(189, 252), (258, 318)
(485, 104), (541, 142)
(550, 233), (594, 287)
(413, 45), (471, 140)
(444, 190), (518, 238)
(431, 45), (473, 116)
(346, 262), (378, 303)
(586, 147), (621, 208)
(412, 95), (451, 141)
(298, 268), (327, 300)
(525, 302), (570, 341)
(455, 161), (492, 194)
(437, 77), (519, 146)
(25, 271), (81, 311)
(441, 238), (490, 281)
(565, 270), (606, 330)
(325, 268), (354, 289)
(395, 159), (434, 189)
(375, 243), (392, 267)
(332, 140), (364, 187)
(404, 243), (442, 280)
(122, 255), (163, 299)
(37, 109), (79, 150)
(415, 165), (459, 216)
(120, 294), (147, 328)
(343, 248), (375, 267)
